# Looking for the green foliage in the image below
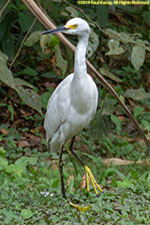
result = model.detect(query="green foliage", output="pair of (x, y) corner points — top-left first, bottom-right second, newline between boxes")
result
(0, 147), (8, 170)
(99, 68), (123, 83)
(124, 88), (150, 100)
(105, 28), (150, 70)
(0, 51), (42, 114)
(106, 39), (124, 56)
(131, 46), (145, 71)
(0, 128), (149, 224)
(25, 31), (42, 46)
(41, 87), (54, 109)
(111, 114), (122, 135)
(55, 45), (67, 77)
(87, 30), (99, 58)
(133, 105), (144, 118)
(0, 1), (150, 224)
(48, 35), (60, 48)
(142, 120), (150, 133)
(21, 209), (33, 219)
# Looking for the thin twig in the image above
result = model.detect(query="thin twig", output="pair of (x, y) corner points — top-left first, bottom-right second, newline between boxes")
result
(9, 18), (37, 69)
(0, 0), (11, 20)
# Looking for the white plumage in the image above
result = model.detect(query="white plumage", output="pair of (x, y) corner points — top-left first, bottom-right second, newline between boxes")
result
(44, 18), (98, 152)
(43, 18), (102, 198)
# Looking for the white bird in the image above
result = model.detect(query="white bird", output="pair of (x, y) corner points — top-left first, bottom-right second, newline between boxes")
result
(42, 18), (103, 198)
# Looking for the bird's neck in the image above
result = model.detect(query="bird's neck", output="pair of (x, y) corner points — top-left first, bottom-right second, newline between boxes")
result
(74, 33), (89, 78)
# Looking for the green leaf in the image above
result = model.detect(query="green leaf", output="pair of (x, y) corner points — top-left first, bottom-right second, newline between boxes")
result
(0, 51), (16, 90)
(124, 88), (150, 100)
(55, 45), (67, 77)
(119, 32), (131, 43)
(5, 164), (15, 173)
(117, 179), (134, 188)
(25, 31), (42, 46)
(18, 67), (38, 76)
(52, 179), (60, 188)
(1, 209), (20, 221)
(16, 85), (42, 114)
(111, 114), (122, 134)
(0, 155), (8, 168)
(133, 106), (144, 118)
(2, 36), (14, 61)
(40, 72), (58, 78)
(18, 12), (33, 32)
(106, 39), (124, 56)
(101, 97), (117, 115)
(14, 165), (26, 177)
(0, 51), (42, 114)
(142, 120), (150, 132)
(48, 35), (59, 48)
(5, 164), (25, 177)
(87, 30), (99, 58)
(14, 78), (34, 88)
(28, 157), (38, 165)
(41, 89), (54, 109)
(65, 6), (79, 17)
(40, 34), (48, 52)
(105, 28), (120, 40)
(21, 209), (33, 219)
(8, 104), (14, 121)
(99, 68), (122, 83)
(15, 156), (29, 167)
(131, 46), (145, 70)
(0, 146), (6, 155)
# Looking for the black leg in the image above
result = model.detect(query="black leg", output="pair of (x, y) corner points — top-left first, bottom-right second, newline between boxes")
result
(59, 145), (66, 199)
(69, 136), (85, 167)
(69, 136), (76, 152)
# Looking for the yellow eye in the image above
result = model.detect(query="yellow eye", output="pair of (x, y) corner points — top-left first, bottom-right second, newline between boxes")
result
(72, 24), (78, 29)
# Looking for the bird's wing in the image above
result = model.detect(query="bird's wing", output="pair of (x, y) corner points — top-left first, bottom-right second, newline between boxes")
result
(44, 74), (73, 143)
(87, 75), (98, 120)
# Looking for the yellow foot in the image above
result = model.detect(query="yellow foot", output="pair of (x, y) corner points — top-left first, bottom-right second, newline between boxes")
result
(70, 202), (91, 212)
(84, 166), (103, 195)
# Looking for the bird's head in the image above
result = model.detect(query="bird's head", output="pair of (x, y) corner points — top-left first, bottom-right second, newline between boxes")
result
(42, 18), (90, 36)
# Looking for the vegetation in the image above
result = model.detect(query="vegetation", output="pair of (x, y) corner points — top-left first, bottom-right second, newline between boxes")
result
(0, 0), (150, 224)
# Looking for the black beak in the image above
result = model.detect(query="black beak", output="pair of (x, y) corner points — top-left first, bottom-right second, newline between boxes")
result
(42, 26), (70, 35)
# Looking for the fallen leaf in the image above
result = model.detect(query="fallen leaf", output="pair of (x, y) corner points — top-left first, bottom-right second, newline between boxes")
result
(18, 140), (30, 148)
(102, 158), (143, 166)
(0, 128), (8, 135)
(26, 184), (33, 189)
(118, 116), (125, 122)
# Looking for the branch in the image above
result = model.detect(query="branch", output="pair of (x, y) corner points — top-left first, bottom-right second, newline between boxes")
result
(9, 18), (37, 69)
(21, 0), (150, 153)
(0, 0), (11, 19)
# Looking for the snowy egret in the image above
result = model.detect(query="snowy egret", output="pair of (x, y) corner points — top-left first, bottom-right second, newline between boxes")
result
(43, 18), (103, 198)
